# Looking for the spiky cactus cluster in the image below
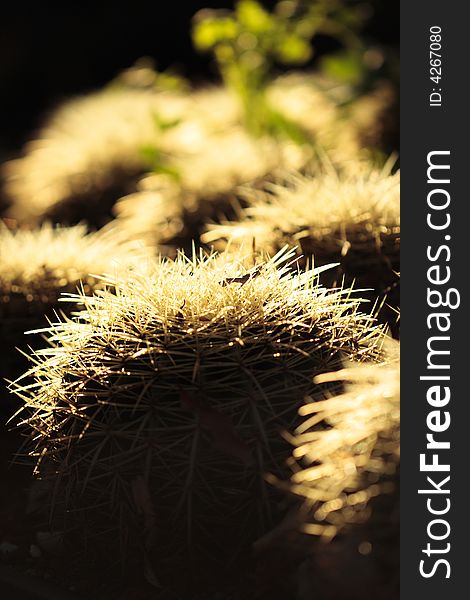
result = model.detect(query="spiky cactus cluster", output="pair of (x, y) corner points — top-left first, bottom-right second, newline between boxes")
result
(2, 62), (391, 232)
(204, 165), (400, 332)
(0, 223), (147, 311)
(0, 79), (251, 227)
(204, 165), (399, 265)
(12, 249), (385, 582)
(285, 345), (399, 597)
(288, 348), (399, 536)
(115, 73), (387, 254)
(2, 79), (301, 231)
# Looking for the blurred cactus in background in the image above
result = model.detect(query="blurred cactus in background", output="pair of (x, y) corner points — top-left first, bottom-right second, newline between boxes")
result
(2, 83), (189, 227)
(113, 75), (392, 256)
(0, 223), (146, 308)
(2, 65), (391, 245)
(113, 128), (306, 254)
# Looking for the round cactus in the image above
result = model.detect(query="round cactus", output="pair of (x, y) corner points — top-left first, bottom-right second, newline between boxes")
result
(2, 73), (241, 227)
(112, 75), (395, 258)
(0, 223), (147, 305)
(285, 345), (399, 598)
(203, 165), (400, 334)
(2, 87), (178, 225)
(2, 63), (391, 243)
(12, 248), (385, 587)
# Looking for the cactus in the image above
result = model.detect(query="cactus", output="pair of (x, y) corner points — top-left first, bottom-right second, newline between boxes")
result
(203, 164), (400, 334)
(0, 77), (285, 230)
(2, 63), (391, 235)
(0, 223), (148, 403)
(0, 223), (147, 303)
(2, 82), (194, 226)
(3, 88), (167, 224)
(11, 248), (385, 589)
(112, 128), (307, 254)
(283, 345), (399, 598)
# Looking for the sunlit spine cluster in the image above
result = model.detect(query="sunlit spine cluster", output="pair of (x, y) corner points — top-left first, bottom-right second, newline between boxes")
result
(0, 223), (149, 387)
(204, 164), (400, 331)
(287, 347), (399, 536)
(280, 345), (400, 593)
(0, 223), (147, 308)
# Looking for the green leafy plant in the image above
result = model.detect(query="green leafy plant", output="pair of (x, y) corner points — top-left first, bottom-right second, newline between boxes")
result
(192, 0), (365, 141)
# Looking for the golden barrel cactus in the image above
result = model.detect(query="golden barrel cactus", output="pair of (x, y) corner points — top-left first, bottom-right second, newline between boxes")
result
(12, 249), (385, 590)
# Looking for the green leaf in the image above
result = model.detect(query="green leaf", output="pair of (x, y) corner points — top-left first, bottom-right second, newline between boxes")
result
(235, 0), (274, 34)
(320, 50), (365, 84)
(153, 163), (181, 181)
(152, 112), (182, 132)
(193, 17), (239, 51)
(274, 34), (312, 64)
(140, 144), (161, 167)
(154, 71), (189, 93)
(266, 108), (312, 145)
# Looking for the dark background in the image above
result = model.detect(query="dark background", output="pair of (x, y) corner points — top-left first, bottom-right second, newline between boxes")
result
(0, 1), (399, 160)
